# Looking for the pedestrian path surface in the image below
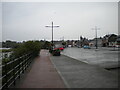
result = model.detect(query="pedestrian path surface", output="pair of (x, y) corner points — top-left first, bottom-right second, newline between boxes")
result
(50, 55), (118, 88)
(17, 50), (66, 88)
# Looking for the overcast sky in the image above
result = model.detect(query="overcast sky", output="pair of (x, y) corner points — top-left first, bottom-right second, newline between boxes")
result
(2, 1), (119, 41)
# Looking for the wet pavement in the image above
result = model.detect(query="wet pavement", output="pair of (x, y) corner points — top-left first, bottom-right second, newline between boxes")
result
(61, 47), (119, 69)
(12, 48), (119, 88)
(50, 55), (118, 88)
(15, 50), (66, 88)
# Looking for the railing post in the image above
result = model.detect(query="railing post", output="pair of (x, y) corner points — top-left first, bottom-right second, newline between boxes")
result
(13, 59), (16, 86)
(4, 61), (8, 88)
(26, 55), (28, 68)
(27, 54), (29, 68)
(18, 58), (20, 79)
(30, 53), (33, 63)
(22, 56), (24, 74)
(29, 53), (32, 65)
(25, 54), (27, 70)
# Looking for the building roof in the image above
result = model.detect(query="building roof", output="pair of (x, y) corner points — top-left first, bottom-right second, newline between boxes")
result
(116, 35), (120, 41)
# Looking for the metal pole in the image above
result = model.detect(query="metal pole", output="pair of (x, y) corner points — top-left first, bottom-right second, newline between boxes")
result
(45, 22), (59, 50)
(92, 26), (100, 49)
(52, 22), (53, 44)
(52, 22), (53, 50)
(95, 26), (98, 49)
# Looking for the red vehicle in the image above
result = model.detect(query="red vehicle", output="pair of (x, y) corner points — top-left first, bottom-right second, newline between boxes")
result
(54, 47), (64, 51)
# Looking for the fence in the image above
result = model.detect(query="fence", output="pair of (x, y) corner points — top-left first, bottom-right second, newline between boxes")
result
(0, 52), (34, 89)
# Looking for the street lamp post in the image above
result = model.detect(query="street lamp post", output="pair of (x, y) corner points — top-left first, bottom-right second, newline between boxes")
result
(45, 21), (60, 50)
(92, 26), (100, 49)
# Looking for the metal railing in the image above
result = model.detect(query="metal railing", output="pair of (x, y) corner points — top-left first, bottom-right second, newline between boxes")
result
(0, 53), (34, 89)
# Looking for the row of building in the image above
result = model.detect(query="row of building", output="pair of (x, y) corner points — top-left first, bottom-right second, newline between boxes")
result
(67, 34), (120, 47)
(54, 34), (120, 48)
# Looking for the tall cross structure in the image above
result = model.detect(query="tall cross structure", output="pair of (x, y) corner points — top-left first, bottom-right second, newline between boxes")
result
(45, 21), (60, 49)
(92, 26), (100, 49)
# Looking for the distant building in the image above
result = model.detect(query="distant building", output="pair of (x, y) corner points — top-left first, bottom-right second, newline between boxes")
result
(66, 40), (76, 47)
(102, 35), (109, 47)
(90, 38), (102, 47)
(53, 41), (62, 45)
(79, 37), (90, 47)
(53, 41), (63, 47)
(102, 34), (117, 47)
(116, 35), (120, 47)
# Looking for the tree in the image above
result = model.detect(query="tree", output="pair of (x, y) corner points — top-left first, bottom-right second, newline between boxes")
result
(42, 41), (51, 49)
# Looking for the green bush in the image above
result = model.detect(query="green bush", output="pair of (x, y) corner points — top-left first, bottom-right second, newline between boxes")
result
(12, 40), (42, 58)
(2, 49), (13, 53)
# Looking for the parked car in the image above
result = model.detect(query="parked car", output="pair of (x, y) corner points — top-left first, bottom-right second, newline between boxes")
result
(83, 45), (91, 49)
(115, 45), (120, 48)
(77, 45), (80, 48)
(68, 45), (72, 48)
(52, 49), (61, 56)
(54, 47), (64, 51)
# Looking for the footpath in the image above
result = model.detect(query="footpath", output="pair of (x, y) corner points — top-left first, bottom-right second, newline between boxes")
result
(15, 50), (66, 88)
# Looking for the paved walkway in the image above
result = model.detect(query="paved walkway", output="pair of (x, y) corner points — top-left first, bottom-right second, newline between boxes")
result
(17, 50), (66, 88)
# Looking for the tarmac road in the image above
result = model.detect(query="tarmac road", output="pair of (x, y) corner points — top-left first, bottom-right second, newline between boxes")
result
(61, 47), (119, 69)
(50, 55), (118, 88)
